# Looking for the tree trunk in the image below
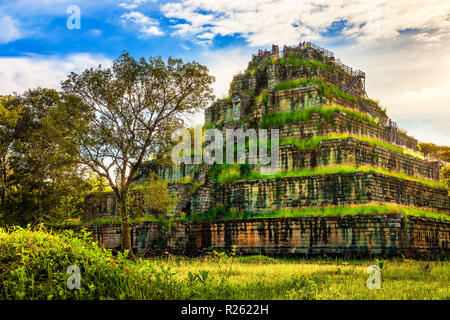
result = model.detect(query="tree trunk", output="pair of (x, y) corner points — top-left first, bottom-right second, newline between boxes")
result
(119, 188), (136, 262)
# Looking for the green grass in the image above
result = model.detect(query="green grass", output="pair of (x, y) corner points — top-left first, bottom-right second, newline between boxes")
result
(48, 215), (170, 228)
(280, 134), (425, 159)
(2, 227), (448, 300)
(216, 164), (447, 189)
(273, 78), (358, 104)
(190, 203), (450, 221)
(260, 105), (377, 128)
(202, 123), (214, 130)
(0, 226), (166, 299)
(159, 256), (450, 300)
(96, 176), (195, 194)
(278, 55), (335, 73)
(260, 55), (336, 74)
(256, 89), (269, 105)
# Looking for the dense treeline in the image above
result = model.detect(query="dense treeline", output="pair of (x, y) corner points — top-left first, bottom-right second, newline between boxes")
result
(418, 142), (450, 189)
(0, 89), (99, 226)
(0, 52), (214, 257)
(419, 142), (450, 162)
(1, 51), (448, 247)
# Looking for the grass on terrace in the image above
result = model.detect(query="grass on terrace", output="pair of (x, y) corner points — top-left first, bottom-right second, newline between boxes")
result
(273, 78), (358, 103)
(53, 202), (450, 227)
(1, 227), (448, 300)
(215, 164), (447, 189)
(259, 105), (378, 128)
(189, 202), (450, 221)
(280, 134), (424, 159)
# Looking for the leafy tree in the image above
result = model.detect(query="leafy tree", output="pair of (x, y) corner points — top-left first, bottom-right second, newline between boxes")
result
(0, 95), (21, 217)
(61, 52), (214, 259)
(139, 173), (181, 216)
(441, 165), (450, 189)
(419, 142), (450, 162)
(0, 89), (90, 226)
(418, 142), (450, 190)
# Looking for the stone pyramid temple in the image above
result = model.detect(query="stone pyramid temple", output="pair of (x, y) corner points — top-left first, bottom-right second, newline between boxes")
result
(84, 42), (449, 258)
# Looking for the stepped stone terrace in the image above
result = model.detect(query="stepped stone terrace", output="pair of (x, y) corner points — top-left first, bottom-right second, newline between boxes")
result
(83, 42), (449, 258)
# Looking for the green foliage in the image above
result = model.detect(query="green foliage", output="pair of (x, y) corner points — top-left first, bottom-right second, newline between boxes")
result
(219, 95), (232, 104)
(48, 215), (167, 228)
(202, 123), (215, 130)
(256, 89), (269, 105)
(0, 226), (151, 299)
(209, 246), (237, 279)
(255, 55), (335, 74)
(260, 105), (377, 128)
(191, 203), (450, 221)
(280, 134), (424, 159)
(418, 142), (450, 162)
(211, 164), (447, 189)
(417, 263), (433, 275)
(441, 165), (450, 190)
(279, 54), (335, 73)
(1, 227), (448, 300)
(273, 78), (358, 103)
(286, 274), (328, 300)
(61, 52), (215, 253)
(137, 173), (182, 216)
(417, 143), (450, 191)
(187, 270), (209, 283)
(0, 89), (92, 226)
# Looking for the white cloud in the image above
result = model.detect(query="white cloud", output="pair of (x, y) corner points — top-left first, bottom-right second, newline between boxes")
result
(0, 15), (21, 44)
(330, 36), (450, 145)
(201, 47), (252, 99)
(159, 1), (450, 145)
(89, 29), (103, 37)
(185, 47), (253, 127)
(119, 0), (152, 10)
(0, 53), (112, 95)
(161, 0), (450, 47)
(121, 11), (164, 37)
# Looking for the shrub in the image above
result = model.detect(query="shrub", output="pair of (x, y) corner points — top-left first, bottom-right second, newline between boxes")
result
(0, 226), (183, 300)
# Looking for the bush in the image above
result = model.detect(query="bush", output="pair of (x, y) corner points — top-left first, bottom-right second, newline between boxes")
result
(0, 226), (181, 300)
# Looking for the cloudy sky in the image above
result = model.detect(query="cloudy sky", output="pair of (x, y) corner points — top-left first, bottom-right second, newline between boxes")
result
(0, 0), (449, 145)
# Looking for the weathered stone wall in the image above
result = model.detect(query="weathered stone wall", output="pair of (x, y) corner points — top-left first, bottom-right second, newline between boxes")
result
(385, 125), (419, 151)
(190, 181), (216, 214)
(89, 222), (189, 253)
(270, 111), (418, 151)
(275, 111), (384, 140)
(189, 216), (449, 259)
(205, 99), (234, 124)
(83, 183), (193, 221)
(137, 163), (197, 183)
(205, 93), (253, 125)
(270, 85), (322, 114)
(85, 171), (448, 220)
(84, 192), (117, 221)
(87, 216), (449, 259)
(216, 173), (449, 213)
(279, 137), (441, 180)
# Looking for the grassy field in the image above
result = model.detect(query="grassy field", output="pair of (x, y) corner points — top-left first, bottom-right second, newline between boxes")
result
(1, 227), (448, 300)
(145, 255), (450, 300)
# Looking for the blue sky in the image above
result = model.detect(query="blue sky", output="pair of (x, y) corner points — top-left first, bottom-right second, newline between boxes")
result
(0, 0), (449, 145)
